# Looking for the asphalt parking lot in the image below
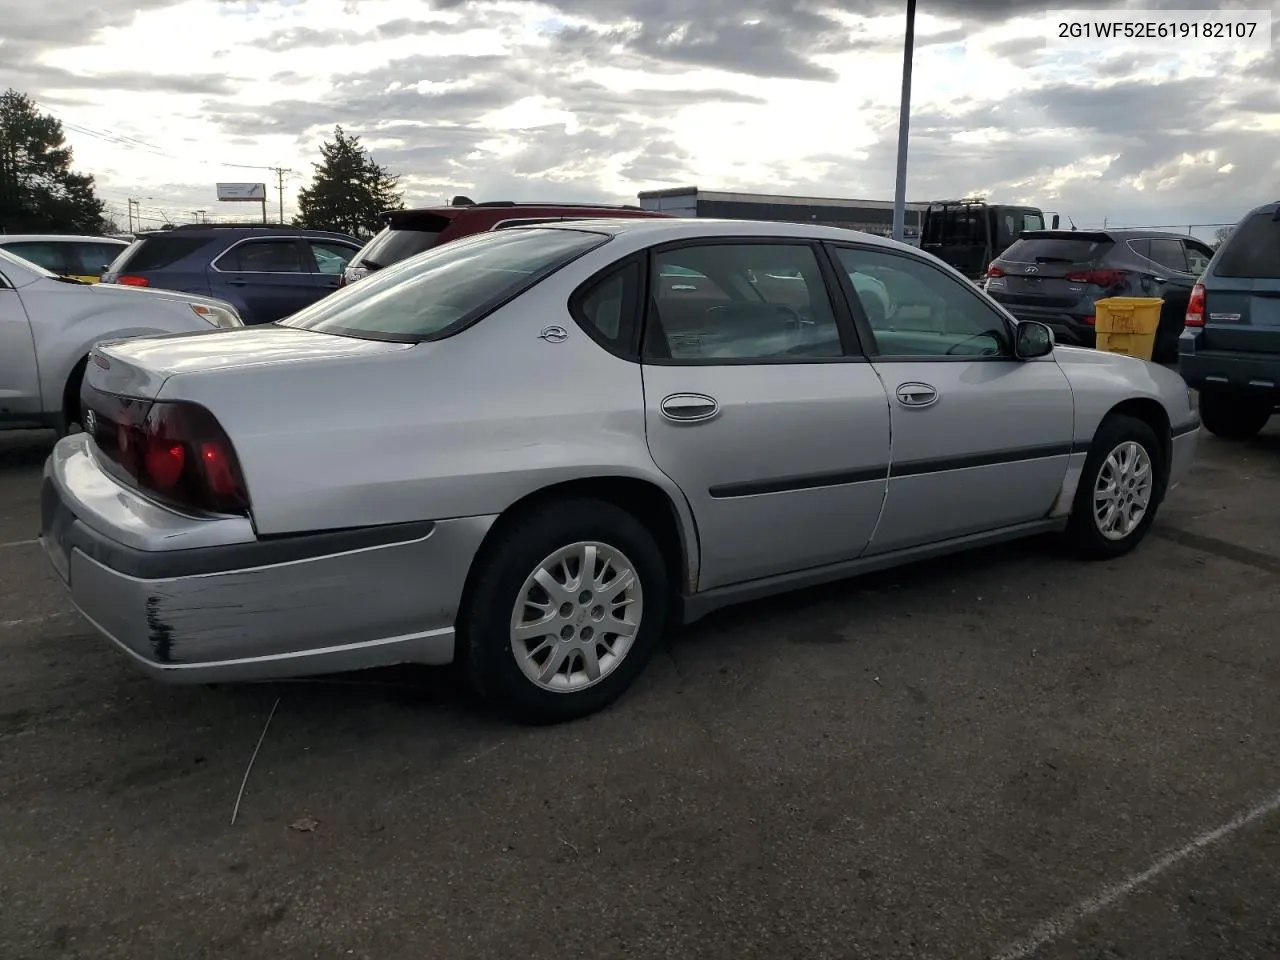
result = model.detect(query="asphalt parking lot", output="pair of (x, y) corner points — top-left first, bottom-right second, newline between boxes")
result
(2, 422), (1278, 960)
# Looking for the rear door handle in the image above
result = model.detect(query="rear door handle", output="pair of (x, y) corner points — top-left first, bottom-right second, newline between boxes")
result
(226, 278), (249, 286)
(660, 393), (720, 423)
(895, 382), (938, 408)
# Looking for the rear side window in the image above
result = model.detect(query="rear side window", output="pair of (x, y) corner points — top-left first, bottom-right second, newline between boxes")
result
(109, 235), (212, 273)
(999, 237), (1112, 263)
(356, 214), (452, 269)
(280, 227), (610, 341)
(2, 242), (67, 273)
(1214, 212), (1280, 279)
(217, 240), (305, 273)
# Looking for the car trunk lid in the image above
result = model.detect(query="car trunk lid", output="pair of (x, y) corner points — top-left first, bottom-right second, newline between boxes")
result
(85, 325), (412, 401)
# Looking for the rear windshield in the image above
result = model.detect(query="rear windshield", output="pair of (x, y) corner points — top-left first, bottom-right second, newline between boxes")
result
(280, 227), (610, 341)
(107, 235), (213, 273)
(999, 236), (1113, 263)
(355, 215), (452, 269)
(1214, 212), (1280, 279)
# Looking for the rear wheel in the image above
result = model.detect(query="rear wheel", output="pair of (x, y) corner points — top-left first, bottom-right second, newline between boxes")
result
(460, 498), (670, 724)
(1198, 390), (1272, 440)
(1065, 414), (1163, 560)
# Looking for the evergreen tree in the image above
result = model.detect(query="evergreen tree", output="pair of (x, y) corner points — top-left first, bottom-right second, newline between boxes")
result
(293, 125), (403, 238)
(0, 89), (108, 234)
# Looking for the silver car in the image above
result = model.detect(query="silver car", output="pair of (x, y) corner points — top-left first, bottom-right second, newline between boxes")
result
(39, 219), (1201, 723)
(0, 248), (243, 435)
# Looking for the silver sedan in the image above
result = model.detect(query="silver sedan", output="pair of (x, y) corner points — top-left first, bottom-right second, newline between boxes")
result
(39, 218), (1200, 723)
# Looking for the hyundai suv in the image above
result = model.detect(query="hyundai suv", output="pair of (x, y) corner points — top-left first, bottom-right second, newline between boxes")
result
(103, 223), (363, 324)
(339, 198), (671, 287)
(1179, 202), (1280, 439)
(983, 228), (1214, 362)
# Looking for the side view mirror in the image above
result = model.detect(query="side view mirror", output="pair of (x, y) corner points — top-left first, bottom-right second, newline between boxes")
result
(1014, 320), (1054, 359)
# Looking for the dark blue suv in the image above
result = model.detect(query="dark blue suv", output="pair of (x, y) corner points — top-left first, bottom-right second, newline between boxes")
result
(102, 224), (363, 325)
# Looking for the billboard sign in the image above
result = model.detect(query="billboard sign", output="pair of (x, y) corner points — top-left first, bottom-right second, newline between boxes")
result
(216, 182), (267, 202)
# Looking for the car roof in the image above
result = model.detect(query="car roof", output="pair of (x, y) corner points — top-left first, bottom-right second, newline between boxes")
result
(509, 217), (908, 248)
(141, 224), (359, 241)
(1015, 228), (1209, 244)
(0, 234), (129, 244)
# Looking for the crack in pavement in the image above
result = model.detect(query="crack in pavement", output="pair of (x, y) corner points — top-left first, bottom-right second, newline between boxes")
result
(1154, 526), (1280, 576)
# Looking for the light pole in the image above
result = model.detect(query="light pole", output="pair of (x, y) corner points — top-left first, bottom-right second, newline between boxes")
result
(890, 0), (917, 242)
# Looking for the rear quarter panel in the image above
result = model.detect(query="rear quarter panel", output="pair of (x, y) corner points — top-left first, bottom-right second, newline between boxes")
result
(159, 236), (699, 575)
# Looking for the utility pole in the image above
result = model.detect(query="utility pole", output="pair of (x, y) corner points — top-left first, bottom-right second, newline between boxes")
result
(270, 167), (293, 224)
(891, 0), (917, 243)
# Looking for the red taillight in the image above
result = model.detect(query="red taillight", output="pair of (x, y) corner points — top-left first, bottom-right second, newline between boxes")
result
(81, 386), (250, 516)
(1083, 315), (1096, 326)
(116, 275), (149, 287)
(1065, 268), (1125, 288)
(986, 265), (1006, 278)
(1185, 282), (1205, 327)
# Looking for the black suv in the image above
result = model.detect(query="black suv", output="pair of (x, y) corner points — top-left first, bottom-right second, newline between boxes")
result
(984, 228), (1214, 362)
(1179, 202), (1280, 439)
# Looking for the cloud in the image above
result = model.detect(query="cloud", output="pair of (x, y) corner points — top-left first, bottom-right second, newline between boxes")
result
(249, 15), (481, 50)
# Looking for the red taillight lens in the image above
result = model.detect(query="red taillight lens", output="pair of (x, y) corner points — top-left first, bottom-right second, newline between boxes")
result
(1083, 315), (1096, 326)
(1064, 268), (1125, 288)
(1185, 281), (1205, 327)
(81, 384), (250, 516)
(986, 265), (1006, 278)
(116, 275), (149, 287)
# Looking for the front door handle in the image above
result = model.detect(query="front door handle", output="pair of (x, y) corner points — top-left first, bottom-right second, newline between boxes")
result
(660, 393), (720, 423)
(895, 382), (938, 408)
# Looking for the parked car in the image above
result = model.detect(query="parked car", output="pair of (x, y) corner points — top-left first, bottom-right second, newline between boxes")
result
(40, 218), (1200, 723)
(1179, 202), (1280, 439)
(0, 234), (129, 283)
(983, 228), (1214, 363)
(339, 198), (670, 287)
(0, 247), (242, 435)
(101, 223), (362, 324)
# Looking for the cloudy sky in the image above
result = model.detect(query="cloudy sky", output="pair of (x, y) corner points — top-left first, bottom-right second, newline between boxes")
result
(1, 0), (1275, 237)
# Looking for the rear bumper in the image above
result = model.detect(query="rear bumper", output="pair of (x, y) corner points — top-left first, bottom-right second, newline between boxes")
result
(1177, 338), (1280, 397)
(40, 434), (496, 683)
(1168, 420), (1200, 493)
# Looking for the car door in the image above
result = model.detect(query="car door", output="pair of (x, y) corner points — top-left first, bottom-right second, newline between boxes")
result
(305, 239), (361, 296)
(826, 242), (1075, 556)
(637, 238), (892, 590)
(209, 238), (316, 324)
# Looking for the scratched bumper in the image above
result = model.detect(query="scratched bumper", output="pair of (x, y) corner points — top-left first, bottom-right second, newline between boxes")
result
(39, 434), (495, 683)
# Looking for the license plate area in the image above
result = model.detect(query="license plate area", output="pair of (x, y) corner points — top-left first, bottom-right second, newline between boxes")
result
(40, 478), (74, 584)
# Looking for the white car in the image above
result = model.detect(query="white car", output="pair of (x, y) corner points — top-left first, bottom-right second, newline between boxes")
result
(0, 247), (243, 434)
(0, 234), (129, 283)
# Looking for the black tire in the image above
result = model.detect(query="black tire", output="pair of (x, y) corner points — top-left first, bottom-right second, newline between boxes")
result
(57, 356), (89, 438)
(460, 498), (670, 725)
(1065, 414), (1164, 560)
(1198, 390), (1272, 440)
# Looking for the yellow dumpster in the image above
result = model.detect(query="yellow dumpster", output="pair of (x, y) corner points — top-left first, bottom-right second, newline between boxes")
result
(1094, 297), (1163, 361)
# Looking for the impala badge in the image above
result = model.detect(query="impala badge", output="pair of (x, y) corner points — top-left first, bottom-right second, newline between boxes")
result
(538, 325), (568, 343)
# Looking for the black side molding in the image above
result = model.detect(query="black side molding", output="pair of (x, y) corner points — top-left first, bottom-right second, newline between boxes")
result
(1170, 419), (1201, 439)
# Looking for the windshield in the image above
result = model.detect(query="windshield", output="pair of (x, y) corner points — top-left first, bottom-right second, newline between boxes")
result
(280, 227), (611, 341)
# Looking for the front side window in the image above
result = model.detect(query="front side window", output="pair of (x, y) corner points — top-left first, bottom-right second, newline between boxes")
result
(833, 245), (1011, 358)
(1185, 242), (1212, 275)
(644, 243), (844, 361)
(281, 227), (610, 341)
(309, 241), (356, 274)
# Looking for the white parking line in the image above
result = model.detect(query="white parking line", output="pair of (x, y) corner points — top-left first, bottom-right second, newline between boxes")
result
(0, 612), (74, 629)
(992, 784), (1280, 959)
(0, 538), (36, 549)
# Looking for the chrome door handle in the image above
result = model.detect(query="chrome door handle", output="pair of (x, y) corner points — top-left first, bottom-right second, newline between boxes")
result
(895, 382), (938, 408)
(660, 393), (720, 423)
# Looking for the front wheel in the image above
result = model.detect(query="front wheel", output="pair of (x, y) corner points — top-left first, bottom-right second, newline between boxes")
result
(460, 498), (670, 724)
(1065, 414), (1164, 560)
(1198, 390), (1272, 440)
